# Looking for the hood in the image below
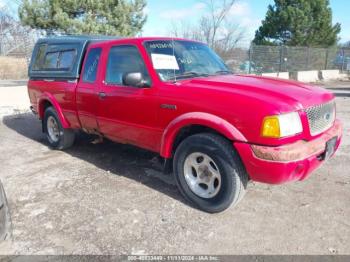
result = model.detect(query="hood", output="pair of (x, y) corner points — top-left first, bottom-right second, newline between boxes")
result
(178, 74), (334, 112)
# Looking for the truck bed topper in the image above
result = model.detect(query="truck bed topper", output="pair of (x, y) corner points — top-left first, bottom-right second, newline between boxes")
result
(28, 35), (119, 80)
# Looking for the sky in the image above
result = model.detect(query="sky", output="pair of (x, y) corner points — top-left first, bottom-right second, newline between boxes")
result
(1, 0), (349, 46)
(142, 0), (350, 47)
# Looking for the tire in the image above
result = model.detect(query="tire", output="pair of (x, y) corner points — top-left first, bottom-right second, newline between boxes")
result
(43, 107), (75, 150)
(173, 133), (248, 213)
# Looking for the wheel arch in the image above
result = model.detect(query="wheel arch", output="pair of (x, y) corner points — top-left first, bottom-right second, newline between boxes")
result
(160, 112), (247, 158)
(38, 92), (70, 129)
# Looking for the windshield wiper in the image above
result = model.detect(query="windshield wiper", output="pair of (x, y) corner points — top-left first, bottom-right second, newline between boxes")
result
(213, 70), (233, 75)
(169, 72), (209, 81)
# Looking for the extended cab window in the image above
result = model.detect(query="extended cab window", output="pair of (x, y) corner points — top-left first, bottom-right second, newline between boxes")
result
(105, 45), (150, 86)
(82, 48), (102, 83)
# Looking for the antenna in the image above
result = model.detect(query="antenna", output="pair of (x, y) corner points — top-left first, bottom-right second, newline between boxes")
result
(172, 37), (177, 82)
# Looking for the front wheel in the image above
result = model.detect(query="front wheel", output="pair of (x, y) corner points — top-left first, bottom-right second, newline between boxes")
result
(43, 107), (75, 150)
(173, 133), (248, 213)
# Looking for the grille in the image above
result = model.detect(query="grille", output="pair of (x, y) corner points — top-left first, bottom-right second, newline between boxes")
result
(305, 100), (336, 136)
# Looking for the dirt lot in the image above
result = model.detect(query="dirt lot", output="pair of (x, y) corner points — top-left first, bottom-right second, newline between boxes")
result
(0, 83), (349, 255)
(0, 57), (28, 80)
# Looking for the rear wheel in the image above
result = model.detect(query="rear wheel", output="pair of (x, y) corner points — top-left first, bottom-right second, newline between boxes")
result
(43, 107), (75, 150)
(173, 133), (248, 213)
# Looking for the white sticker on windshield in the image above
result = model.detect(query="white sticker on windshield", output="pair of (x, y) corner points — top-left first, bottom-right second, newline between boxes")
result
(151, 54), (179, 70)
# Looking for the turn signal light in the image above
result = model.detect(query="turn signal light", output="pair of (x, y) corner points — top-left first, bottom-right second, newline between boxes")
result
(261, 116), (280, 138)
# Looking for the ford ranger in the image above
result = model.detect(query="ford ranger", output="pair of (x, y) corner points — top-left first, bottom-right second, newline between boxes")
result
(27, 36), (342, 213)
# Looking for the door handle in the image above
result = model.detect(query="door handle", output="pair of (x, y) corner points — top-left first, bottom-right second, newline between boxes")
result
(98, 92), (107, 99)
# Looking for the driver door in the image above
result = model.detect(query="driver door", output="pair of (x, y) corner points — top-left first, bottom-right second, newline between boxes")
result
(97, 44), (161, 152)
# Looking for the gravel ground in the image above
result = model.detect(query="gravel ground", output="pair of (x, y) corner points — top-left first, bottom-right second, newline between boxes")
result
(0, 80), (27, 88)
(0, 85), (30, 118)
(0, 82), (349, 255)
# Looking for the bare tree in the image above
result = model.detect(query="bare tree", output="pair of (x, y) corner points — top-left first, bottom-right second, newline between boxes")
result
(212, 20), (245, 57)
(0, 0), (37, 58)
(170, 21), (202, 41)
(0, 11), (12, 54)
(169, 0), (245, 56)
(204, 0), (237, 48)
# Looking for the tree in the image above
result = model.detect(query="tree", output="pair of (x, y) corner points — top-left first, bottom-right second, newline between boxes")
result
(18, 0), (147, 36)
(1, 6), (34, 56)
(253, 0), (341, 47)
(170, 0), (245, 57)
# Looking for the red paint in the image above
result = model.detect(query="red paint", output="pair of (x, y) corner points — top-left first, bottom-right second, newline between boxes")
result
(28, 37), (342, 185)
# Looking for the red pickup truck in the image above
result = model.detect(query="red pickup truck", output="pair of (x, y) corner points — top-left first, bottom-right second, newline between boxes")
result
(28, 36), (342, 213)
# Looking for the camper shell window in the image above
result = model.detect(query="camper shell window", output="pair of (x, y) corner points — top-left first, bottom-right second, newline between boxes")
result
(43, 51), (60, 69)
(41, 49), (77, 71)
(32, 44), (47, 70)
(59, 50), (76, 69)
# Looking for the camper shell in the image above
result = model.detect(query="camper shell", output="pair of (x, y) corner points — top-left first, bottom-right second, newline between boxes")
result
(28, 35), (118, 80)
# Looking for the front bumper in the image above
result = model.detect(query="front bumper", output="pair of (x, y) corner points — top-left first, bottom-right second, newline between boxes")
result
(235, 120), (342, 184)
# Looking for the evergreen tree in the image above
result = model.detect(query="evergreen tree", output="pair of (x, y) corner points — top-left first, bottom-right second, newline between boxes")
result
(253, 0), (341, 47)
(18, 0), (147, 36)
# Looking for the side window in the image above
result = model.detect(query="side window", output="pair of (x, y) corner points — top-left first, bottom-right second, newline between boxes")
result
(82, 48), (102, 83)
(33, 44), (47, 70)
(43, 51), (59, 69)
(58, 50), (76, 69)
(105, 45), (150, 86)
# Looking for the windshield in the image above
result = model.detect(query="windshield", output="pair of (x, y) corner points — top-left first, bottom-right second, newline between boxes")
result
(144, 40), (231, 81)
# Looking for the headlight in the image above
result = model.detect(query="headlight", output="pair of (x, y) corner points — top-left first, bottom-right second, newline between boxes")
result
(261, 112), (302, 138)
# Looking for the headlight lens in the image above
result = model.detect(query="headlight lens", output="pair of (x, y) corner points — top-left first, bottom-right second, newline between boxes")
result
(261, 112), (302, 138)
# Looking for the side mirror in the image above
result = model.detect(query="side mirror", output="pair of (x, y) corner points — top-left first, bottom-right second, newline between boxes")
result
(123, 72), (150, 88)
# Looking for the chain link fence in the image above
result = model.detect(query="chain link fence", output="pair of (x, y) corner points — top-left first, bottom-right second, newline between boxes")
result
(223, 45), (350, 75)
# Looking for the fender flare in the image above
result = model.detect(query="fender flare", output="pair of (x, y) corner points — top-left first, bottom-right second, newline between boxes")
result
(37, 92), (70, 129)
(160, 112), (247, 158)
